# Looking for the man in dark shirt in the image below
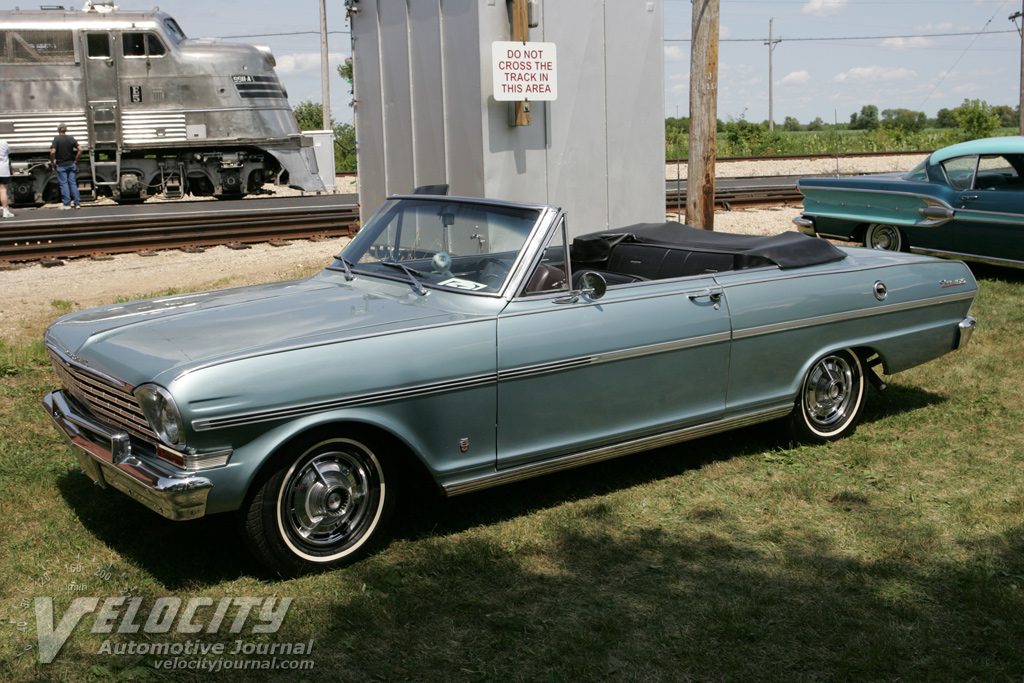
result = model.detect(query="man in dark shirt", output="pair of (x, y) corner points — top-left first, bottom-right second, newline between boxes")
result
(49, 123), (81, 210)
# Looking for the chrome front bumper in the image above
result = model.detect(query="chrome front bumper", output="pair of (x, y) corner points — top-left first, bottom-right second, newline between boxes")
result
(42, 391), (211, 521)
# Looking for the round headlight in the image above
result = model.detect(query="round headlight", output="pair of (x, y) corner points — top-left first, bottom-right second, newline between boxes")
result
(135, 384), (186, 449)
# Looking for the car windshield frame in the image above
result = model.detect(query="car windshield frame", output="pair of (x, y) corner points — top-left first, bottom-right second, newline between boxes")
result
(329, 196), (554, 297)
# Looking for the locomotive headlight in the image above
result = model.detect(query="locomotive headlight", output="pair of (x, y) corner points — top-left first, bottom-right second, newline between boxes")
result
(136, 384), (186, 449)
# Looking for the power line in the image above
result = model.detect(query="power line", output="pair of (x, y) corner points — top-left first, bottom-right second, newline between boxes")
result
(665, 29), (1016, 43)
(216, 30), (350, 39)
(917, 0), (1010, 110)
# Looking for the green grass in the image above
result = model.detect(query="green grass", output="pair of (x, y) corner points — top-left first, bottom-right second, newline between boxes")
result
(1, 267), (1022, 681)
(665, 127), (1021, 160)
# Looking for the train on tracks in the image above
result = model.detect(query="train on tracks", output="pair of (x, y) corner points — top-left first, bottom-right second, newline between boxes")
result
(0, 1), (326, 206)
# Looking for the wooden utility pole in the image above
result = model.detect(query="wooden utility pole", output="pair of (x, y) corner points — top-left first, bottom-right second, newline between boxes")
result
(320, 0), (331, 130)
(766, 19), (781, 132)
(687, 0), (719, 231)
(1017, 3), (1024, 135)
(512, 0), (531, 126)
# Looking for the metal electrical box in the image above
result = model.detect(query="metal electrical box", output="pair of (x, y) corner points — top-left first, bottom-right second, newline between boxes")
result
(350, 0), (665, 235)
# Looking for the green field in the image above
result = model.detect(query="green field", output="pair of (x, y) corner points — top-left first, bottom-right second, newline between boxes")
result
(666, 127), (1021, 160)
(1, 264), (1022, 682)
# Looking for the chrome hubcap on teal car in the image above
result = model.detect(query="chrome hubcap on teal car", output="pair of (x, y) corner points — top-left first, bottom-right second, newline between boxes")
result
(865, 224), (902, 251)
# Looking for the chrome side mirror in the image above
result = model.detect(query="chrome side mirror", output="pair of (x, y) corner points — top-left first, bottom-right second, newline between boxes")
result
(579, 271), (607, 301)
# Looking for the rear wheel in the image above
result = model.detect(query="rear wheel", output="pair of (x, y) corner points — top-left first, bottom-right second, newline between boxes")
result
(790, 349), (866, 442)
(864, 223), (905, 252)
(241, 433), (395, 577)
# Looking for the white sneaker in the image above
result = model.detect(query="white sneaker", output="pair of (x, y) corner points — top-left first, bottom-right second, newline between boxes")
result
(1, 208), (13, 218)
(58, 205), (72, 211)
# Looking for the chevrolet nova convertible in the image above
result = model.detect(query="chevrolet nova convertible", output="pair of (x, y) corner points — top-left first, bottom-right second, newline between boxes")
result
(795, 136), (1024, 266)
(42, 193), (978, 575)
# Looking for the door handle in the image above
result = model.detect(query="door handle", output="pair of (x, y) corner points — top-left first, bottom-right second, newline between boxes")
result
(688, 288), (723, 302)
(960, 195), (979, 201)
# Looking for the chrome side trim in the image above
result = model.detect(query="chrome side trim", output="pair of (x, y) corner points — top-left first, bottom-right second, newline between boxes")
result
(192, 373), (497, 431)
(497, 332), (731, 382)
(732, 291), (976, 341)
(909, 246), (1024, 269)
(443, 404), (794, 497)
(499, 282), (746, 320)
(195, 331), (734, 431)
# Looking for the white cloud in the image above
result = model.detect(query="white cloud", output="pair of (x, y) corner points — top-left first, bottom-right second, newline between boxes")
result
(879, 36), (934, 49)
(664, 45), (687, 62)
(721, 63), (755, 77)
(803, 0), (848, 18)
(831, 65), (917, 83)
(778, 70), (812, 85)
(916, 22), (954, 32)
(274, 51), (348, 76)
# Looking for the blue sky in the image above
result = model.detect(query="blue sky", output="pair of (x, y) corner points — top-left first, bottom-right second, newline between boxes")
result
(124, 1), (1022, 127)
(664, 0), (1022, 125)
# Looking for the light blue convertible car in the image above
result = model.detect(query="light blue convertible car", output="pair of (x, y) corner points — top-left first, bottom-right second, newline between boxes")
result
(42, 192), (978, 575)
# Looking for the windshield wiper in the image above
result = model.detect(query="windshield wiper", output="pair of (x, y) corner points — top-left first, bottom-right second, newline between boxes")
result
(330, 254), (355, 281)
(380, 259), (426, 295)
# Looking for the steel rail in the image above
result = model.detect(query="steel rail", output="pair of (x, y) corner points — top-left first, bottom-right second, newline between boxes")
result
(1, 204), (359, 263)
(666, 178), (804, 210)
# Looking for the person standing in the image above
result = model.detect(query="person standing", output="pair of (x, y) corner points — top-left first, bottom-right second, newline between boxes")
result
(0, 138), (13, 218)
(49, 123), (81, 210)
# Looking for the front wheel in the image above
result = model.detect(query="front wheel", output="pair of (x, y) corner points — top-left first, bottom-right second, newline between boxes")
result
(790, 349), (867, 443)
(241, 434), (395, 576)
(863, 223), (905, 252)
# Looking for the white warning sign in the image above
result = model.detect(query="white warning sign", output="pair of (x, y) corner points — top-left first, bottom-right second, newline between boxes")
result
(492, 41), (558, 101)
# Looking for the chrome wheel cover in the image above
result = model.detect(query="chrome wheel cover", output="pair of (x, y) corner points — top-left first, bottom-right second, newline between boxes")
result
(802, 354), (857, 429)
(279, 443), (381, 554)
(866, 224), (901, 251)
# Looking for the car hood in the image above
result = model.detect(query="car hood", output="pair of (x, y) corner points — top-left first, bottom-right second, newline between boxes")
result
(45, 275), (476, 386)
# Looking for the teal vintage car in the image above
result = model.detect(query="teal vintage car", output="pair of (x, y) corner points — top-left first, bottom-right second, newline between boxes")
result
(795, 136), (1024, 266)
(42, 193), (978, 576)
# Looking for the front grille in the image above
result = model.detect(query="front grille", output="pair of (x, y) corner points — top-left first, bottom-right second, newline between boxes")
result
(48, 350), (158, 443)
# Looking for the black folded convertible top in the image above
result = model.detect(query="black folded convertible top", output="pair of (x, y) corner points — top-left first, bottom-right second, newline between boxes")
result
(572, 222), (847, 270)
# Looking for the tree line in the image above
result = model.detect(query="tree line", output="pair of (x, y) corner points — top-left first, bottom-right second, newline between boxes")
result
(666, 99), (1018, 158)
(295, 88), (1017, 170)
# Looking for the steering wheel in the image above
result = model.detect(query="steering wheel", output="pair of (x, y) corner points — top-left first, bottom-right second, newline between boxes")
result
(474, 257), (510, 288)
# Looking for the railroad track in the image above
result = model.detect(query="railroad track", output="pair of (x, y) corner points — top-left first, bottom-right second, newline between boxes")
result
(4, 161), (881, 264)
(1, 202), (359, 264)
(666, 177), (805, 210)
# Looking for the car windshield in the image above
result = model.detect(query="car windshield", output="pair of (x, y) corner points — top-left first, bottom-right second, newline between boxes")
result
(331, 198), (543, 294)
(903, 160), (928, 181)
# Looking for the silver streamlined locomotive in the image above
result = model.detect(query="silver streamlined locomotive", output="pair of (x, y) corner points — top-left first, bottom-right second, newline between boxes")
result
(0, 1), (326, 205)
